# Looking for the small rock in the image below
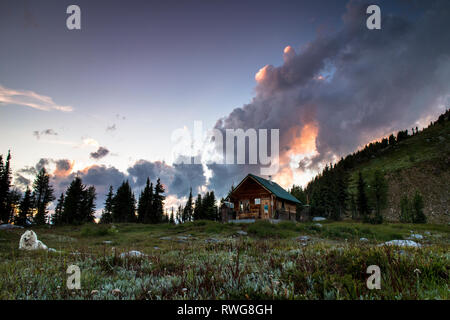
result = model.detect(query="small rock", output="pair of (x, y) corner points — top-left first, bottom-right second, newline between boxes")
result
(314, 223), (323, 228)
(176, 236), (189, 240)
(295, 235), (310, 242)
(120, 250), (144, 258)
(380, 240), (421, 248)
(312, 217), (326, 222)
(103, 240), (113, 244)
(408, 234), (423, 240)
(159, 236), (172, 240)
(236, 230), (248, 236)
(153, 246), (160, 250)
(424, 231), (431, 236)
(48, 248), (57, 252)
(359, 237), (369, 242)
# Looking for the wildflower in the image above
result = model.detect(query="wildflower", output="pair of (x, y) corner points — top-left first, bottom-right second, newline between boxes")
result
(182, 288), (188, 292)
(413, 268), (421, 274)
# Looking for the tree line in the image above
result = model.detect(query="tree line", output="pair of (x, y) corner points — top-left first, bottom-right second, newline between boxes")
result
(168, 188), (220, 224)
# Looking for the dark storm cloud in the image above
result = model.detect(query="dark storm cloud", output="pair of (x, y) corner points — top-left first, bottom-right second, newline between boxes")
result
(90, 146), (110, 160)
(127, 159), (206, 197)
(211, 0), (450, 190)
(14, 158), (51, 189)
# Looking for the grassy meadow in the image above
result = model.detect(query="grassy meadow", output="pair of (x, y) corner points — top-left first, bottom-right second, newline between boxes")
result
(0, 220), (448, 300)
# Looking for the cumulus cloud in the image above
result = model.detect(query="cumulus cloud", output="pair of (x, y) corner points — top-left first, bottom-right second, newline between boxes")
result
(0, 85), (73, 112)
(90, 146), (110, 160)
(210, 0), (450, 190)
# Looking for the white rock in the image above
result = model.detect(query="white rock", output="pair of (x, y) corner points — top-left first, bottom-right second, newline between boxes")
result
(314, 223), (323, 228)
(120, 250), (144, 258)
(380, 240), (421, 248)
(408, 234), (423, 240)
(312, 217), (326, 222)
(19, 230), (48, 250)
(296, 235), (310, 242)
(359, 237), (369, 242)
(236, 230), (248, 236)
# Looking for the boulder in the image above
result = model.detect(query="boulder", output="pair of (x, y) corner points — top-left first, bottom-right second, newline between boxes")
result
(236, 230), (248, 236)
(312, 217), (326, 222)
(359, 237), (369, 242)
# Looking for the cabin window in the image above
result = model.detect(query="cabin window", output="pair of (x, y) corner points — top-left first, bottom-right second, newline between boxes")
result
(255, 198), (260, 205)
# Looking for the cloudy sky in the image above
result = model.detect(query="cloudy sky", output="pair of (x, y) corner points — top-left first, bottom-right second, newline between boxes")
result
(1, 0), (449, 211)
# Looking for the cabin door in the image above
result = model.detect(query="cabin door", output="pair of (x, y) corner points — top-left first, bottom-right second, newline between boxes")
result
(261, 198), (270, 219)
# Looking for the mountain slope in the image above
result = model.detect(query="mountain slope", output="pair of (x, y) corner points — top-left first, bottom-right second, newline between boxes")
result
(348, 111), (450, 223)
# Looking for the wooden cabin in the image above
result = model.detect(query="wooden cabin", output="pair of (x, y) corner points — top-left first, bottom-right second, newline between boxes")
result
(227, 174), (301, 221)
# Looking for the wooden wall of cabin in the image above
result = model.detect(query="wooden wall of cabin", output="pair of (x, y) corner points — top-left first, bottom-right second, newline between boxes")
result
(230, 178), (271, 219)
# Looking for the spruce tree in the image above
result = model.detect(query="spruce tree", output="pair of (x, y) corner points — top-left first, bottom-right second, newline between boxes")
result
(52, 193), (64, 225)
(183, 188), (193, 222)
(371, 170), (388, 224)
(356, 172), (369, 221)
(17, 188), (33, 226)
(137, 178), (153, 223)
(169, 207), (175, 224)
(112, 181), (136, 222)
(0, 151), (12, 223)
(412, 191), (426, 223)
(83, 186), (96, 223)
(193, 194), (203, 221)
(150, 178), (165, 223)
(62, 177), (96, 224)
(100, 186), (114, 224)
(32, 168), (55, 225)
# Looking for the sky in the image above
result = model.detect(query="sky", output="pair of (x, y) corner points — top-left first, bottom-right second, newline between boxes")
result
(1, 0), (449, 213)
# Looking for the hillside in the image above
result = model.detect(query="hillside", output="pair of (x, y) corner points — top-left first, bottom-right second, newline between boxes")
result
(348, 111), (450, 223)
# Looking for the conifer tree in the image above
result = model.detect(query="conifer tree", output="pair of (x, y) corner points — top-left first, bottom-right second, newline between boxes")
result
(100, 186), (114, 224)
(183, 188), (193, 222)
(371, 170), (388, 224)
(176, 204), (183, 223)
(32, 168), (55, 225)
(412, 191), (426, 223)
(193, 194), (203, 221)
(112, 181), (136, 222)
(150, 178), (165, 223)
(0, 151), (12, 223)
(169, 207), (175, 224)
(137, 178), (153, 223)
(62, 177), (96, 224)
(356, 172), (369, 220)
(52, 193), (64, 225)
(17, 188), (33, 226)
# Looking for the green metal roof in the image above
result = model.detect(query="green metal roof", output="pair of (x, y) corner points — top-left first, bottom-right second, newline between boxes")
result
(247, 174), (301, 204)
